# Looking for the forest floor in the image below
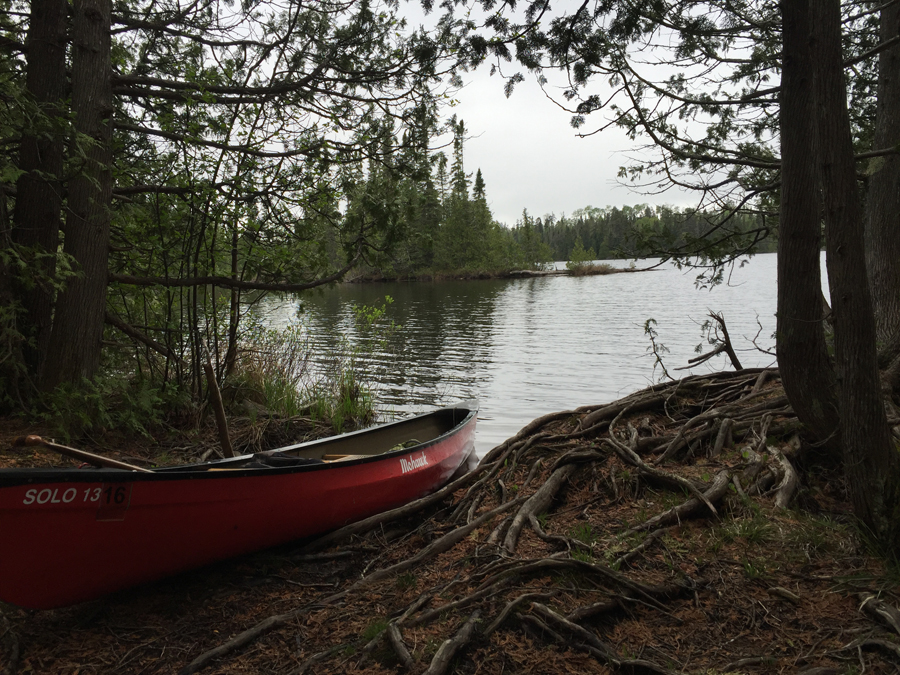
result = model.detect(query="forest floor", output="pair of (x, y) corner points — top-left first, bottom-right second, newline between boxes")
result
(3, 368), (900, 675)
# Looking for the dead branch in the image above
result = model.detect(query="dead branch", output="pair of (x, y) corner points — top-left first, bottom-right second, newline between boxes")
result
(604, 432), (719, 518)
(709, 310), (744, 370)
(655, 407), (727, 463)
(408, 578), (513, 627)
(520, 613), (567, 644)
(859, 593), (900, 635)
(835, 636), (900, 658)
(289, 644), (347, 675)
(578, 394), (668, 431)
(421, 610), (481, 675)
(748, 368), (776, 398)
(303, 450), (503, 552)
(613, 527), (671, 568)
(182, 499), (522, 673)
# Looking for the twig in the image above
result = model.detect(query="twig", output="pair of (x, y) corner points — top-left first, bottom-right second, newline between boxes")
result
(179, 614), (297, 675)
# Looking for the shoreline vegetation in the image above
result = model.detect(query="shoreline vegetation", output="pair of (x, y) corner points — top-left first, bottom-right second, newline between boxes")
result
(3, 367), (898, 674)
(348, 261), (650, 283)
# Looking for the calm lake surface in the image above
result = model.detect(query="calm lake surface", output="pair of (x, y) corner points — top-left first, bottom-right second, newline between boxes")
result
(262, 252), (792, 456)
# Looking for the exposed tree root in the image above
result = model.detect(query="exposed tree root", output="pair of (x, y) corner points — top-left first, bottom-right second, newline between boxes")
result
(160, 368), (887, 675)
(421, 610), (481, 675)
(8, 367), (900, 674)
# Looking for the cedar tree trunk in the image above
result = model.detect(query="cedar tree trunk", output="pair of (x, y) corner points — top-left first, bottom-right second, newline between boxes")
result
(42, 0), (113, 388)
(776, 0), (841, 453)
(12, 0), (68, 374)
(812, 0), (900, 551)
(865, 2), (900, 355)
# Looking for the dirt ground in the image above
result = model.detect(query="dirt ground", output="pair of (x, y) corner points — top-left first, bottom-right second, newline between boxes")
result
(3, 368), (900, 675)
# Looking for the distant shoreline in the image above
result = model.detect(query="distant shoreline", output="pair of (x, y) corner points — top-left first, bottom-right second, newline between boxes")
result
(348, 263), (657, 283)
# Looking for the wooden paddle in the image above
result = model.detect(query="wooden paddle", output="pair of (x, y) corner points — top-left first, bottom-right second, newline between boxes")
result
(12, 435), (155, 473)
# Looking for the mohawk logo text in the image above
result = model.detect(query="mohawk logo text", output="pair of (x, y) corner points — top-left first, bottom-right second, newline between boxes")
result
(400, 452), (428, 474)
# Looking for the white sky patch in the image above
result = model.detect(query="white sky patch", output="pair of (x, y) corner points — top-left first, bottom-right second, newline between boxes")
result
(405, 2), (740, 227)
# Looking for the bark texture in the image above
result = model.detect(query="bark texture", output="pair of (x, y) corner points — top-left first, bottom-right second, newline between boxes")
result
(11, 0), (68, 373)
(865, 2), (900, 350)
(776, 0), (840, 452)
(42, 0), (113, 387)
(813, 0), (900, 552)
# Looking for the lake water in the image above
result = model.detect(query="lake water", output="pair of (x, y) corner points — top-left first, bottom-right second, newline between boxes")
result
(262, 253), (789, 456)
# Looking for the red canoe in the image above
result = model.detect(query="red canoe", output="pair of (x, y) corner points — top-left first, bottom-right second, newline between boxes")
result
(0, 402), (477, 609)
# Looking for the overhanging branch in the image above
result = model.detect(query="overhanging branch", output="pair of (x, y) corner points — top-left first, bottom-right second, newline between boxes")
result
(109, 258), (358, 292)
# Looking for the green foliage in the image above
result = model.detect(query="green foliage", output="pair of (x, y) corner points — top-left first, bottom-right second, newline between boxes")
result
(566, 236), (596, 272)
(0, 243), (79, 411)
(226, 322), (311, 419)
(569, 522), (597, 545)
(34, 376), (187, 441)
(360, 618), (390, 641)
(571, 549), (594, 563)
(395, 572), (417, 590)
(644, 318), (673, 382)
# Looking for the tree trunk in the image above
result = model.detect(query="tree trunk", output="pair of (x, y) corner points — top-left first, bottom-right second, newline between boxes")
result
(812, 0), (900, 552)
(42, 0), (113, 388)
(776, 0), (841, 453)
(11, 0), (68, 375)
(865, 2), (900, 355)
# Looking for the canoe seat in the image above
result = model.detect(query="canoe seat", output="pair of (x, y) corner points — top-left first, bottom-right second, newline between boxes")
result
(322, 454), (368, 462)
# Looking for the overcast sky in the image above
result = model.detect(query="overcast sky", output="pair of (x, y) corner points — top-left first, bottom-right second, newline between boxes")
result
(433, 64), (697, 226)
(408, 3), (699, 228)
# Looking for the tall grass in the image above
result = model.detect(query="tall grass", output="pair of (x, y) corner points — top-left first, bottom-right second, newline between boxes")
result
(230, 299), (399, 433)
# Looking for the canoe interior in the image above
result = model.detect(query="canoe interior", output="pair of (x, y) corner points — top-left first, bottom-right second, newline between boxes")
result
(0, 404), (476, 489)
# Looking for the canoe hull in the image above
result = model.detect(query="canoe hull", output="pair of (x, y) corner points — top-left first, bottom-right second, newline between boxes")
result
(0, 404), (476, 609)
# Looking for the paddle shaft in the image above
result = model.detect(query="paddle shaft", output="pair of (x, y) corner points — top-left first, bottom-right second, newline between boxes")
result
(12, 436), (154, 473)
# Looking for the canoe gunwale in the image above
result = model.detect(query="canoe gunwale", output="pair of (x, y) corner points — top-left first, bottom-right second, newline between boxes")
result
(0, 402), (478, 487)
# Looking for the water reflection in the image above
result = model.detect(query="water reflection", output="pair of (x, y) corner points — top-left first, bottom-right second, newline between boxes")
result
(260, 253), (785, 456)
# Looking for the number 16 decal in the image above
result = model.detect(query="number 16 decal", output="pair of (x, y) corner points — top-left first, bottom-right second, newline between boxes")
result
(96, 483), (132, 521)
